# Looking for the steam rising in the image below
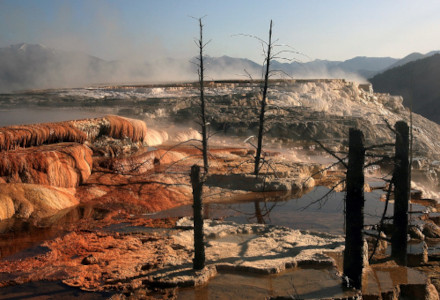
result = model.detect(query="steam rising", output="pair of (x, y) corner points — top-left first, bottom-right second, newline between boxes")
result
(0, 43), (375, 93)
(145, 129), (169, 147)
(0, 1), (408, 92)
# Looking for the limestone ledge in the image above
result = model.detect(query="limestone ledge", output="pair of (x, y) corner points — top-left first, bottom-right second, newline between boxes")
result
(147, 217), (344, 287)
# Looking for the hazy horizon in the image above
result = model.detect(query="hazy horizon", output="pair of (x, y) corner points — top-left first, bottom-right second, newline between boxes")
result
(1, 41), (438, 92)
(1, 0), (440, 63)
(1, 0), (440, 91)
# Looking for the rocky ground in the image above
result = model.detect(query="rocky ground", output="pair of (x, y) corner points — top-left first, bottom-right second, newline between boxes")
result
(0, 114), (345, 299)
(1, 79), (440, 298)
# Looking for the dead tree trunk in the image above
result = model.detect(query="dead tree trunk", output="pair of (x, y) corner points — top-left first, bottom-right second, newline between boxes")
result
(191, 165), (205, 270)
(391, 121), (410, 266)
(343, 128), (365, 289)
(197, 18), (209, 175)
(254, 20), (272, 176)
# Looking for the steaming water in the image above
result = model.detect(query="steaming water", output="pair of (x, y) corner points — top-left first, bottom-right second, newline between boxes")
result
(145, 128), (169, 146)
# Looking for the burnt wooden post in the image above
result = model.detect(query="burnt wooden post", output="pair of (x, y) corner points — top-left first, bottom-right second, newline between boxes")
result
(254, 201), (265, 224)
(191, 165), (205, 270)
(391, 121), (410, 266)
(343, 128), (365, 289)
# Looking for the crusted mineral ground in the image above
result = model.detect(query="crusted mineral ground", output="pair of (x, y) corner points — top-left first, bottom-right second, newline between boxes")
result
(146, 218), (345, 285)
(2, 214), (439, 299)
(0, 217), (349, 296)
(0, 183), (78, 220)
(3, 80), (440, 160)
(0, 121), (355, 298)
(75, 142), (330, 216)
(0, 143), (93, 188)
(0, 112), (352, 298)
(0, 219), (178, 293)
(0, 122), (333, 221)
(1, 79), (440, 298)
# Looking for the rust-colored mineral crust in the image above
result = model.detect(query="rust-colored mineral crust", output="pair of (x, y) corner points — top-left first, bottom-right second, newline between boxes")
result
(0, 115), (148, 151)
(0, 143), (93, 188)
(103, 115), (147, 143)
(0, 183), (78, 220)
(0, 122), (86, 151)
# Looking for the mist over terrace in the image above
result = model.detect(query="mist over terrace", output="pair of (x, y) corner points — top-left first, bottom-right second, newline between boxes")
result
(0, 42), (381, 93)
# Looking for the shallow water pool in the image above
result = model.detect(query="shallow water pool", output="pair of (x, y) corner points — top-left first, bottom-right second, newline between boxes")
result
(152, 186), (399, 235)
(177, 267), (358, 299)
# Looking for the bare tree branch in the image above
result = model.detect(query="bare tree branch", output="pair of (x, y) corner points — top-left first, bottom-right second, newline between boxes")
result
(312, 137), (348, 169)
(300, 180), (345, 211)
(368, 176), (394, 262)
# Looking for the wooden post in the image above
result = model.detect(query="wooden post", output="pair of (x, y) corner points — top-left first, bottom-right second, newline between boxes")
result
(191, 165), (205, 270)
(343, 128), (365, 289)
(254, 201), (265, 224)
(391, 121), (410, 266)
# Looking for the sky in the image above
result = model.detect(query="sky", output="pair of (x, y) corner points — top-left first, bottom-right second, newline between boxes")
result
(1, 0), (440, 63)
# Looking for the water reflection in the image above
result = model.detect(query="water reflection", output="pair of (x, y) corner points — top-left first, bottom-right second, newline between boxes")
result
(0, 205), (109, 260)
(362, 266), (426, 297)
(0, 280), (114, 300)
(222, 187), (347, 234)
(153, 186), (410, 235)
(178, 267), (358, 300)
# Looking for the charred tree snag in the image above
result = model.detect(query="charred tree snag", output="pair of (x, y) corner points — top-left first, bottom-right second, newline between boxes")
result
(391, 121), (410, 266)
(197, 18), (209, 175)
(192, 18), (207, 270)
(343, 128), (365, 289)
(254, 20), (272, 176)
(191, 164), (205, 270)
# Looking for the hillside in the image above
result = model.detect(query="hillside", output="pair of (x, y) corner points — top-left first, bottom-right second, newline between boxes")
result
(369, 54), (440, 123)
(385, 51), (440, 70)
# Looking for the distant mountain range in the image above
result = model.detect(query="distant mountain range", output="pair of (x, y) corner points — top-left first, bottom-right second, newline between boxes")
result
(384, 50), (440, 70)
(205, 55), (401, 80)
(369, 53), (440, 124)
(0, 43), (114, 92)
(0, 43), (439, 94)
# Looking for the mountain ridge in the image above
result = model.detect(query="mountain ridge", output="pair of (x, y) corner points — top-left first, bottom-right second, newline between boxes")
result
(0, 43), (438, 93)
(384, 51), (440, 70)
(369, 53), (440, 124)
